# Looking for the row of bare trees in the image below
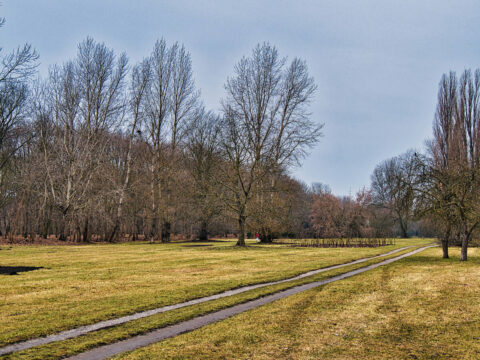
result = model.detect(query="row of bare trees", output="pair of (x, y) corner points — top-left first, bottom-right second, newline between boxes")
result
(1, 16), (324, 246)
(417, 70), (480, 261)
(6, 13), (476, 254)
(370, 70), (480, 261)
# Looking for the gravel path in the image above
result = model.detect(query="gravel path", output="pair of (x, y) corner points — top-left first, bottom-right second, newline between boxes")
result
(0, 246), (413, 356)
(66, 245), (435, 360)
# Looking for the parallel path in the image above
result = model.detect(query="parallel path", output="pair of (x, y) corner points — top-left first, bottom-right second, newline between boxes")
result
(67, 245), (435, 360)
(0, 246), (413, 356)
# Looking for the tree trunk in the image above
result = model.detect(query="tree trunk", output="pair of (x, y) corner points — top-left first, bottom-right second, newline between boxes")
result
(259, 227), (274, 243)
(110, 105), (139, 244)
(58, 215), (67, 241)
(441, 226), (450, 259)
(198, 220), (208, 241)
(399, 217), (408, 238)
(150, 216), (158, 243)
(237, 216), (246, 246)
(460, 233), (469, 261)
(83, 217), (90, 243)
(41, 217), (50, 239)
(149, 159), (157, 243)
(108, 220), (120, 243)
(161, 220), (171, 243)
(453, 229), (462, 246)
(441, 240), (449, 259)
(75, 225), (82, 242)
(136, 215), (143, 240)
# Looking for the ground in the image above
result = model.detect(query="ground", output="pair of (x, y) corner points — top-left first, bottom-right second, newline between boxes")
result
(3, 238), (476, 359)
(115, 247), (480, 360)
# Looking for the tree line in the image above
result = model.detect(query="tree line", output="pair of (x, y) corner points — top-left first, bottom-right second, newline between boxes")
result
(2, 16), (479, 257)
(368, 70), (480, 261)
(1, 16), (326, 246)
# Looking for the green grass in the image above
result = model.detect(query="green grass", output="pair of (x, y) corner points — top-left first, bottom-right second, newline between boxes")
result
(114, 246), (480, 360)
(0, 238), (429, 349)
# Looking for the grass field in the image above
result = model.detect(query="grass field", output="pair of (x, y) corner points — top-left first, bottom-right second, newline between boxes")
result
(114, 246), (480, 360)
(0, 238), (431, 359)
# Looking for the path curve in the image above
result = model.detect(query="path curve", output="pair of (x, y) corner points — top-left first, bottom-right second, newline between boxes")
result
(67, 245), (435, 360)
(0, 246), (412, 356)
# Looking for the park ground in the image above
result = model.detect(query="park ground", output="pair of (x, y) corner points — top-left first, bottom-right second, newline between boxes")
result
(1, 238), (479, 359)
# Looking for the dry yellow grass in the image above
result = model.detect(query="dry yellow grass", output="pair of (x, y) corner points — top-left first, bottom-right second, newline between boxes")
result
(0, 238), (428, 349)
(116, 247), (480, 360)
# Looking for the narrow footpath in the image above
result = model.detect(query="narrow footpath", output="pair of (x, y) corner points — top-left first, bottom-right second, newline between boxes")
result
(0, 246), (413, 356)
(67, 245), (435, 360)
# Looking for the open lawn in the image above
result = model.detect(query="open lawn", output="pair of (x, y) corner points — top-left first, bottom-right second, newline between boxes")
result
(0, 238), (432, 359)
(0, 239), (429, 350)
(115, 246), (480, 360)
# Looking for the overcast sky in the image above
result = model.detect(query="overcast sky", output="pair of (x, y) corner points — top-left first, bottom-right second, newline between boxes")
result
(2, 0), (480, 195)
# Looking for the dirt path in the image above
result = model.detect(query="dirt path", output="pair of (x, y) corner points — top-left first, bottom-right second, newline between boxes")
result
(0, 246), (413, 356)
(67, 245), (435, 360)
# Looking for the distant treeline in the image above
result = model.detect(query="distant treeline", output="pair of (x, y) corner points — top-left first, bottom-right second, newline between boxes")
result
(1, 15), (479, 259)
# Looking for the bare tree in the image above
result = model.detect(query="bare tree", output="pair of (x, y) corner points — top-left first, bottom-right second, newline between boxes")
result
(170, 44), (199, 151)
(453, 69), (480, 261)
(416, 70), (480, 261)
(371, 150), (417, 238)
(44, 38), (127, 240)
(310, 186), (375, 239)
(415, 72), (458, 258)
(220, 43), (322, 246)
(183, 108), (221, 240)
(143, 39), (199, 242)
(108, 59), (150, 241)
(310, 186), (342, 238)
(0, 16), (38, 203)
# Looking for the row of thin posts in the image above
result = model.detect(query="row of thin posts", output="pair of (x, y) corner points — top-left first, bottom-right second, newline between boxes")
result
(287, 238), (395, 248)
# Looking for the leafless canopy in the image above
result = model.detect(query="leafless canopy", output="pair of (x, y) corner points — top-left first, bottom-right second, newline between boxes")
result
(220, 43), (323, 245)
(370, 150), (417, 238)
(0, 19), (38, 174)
